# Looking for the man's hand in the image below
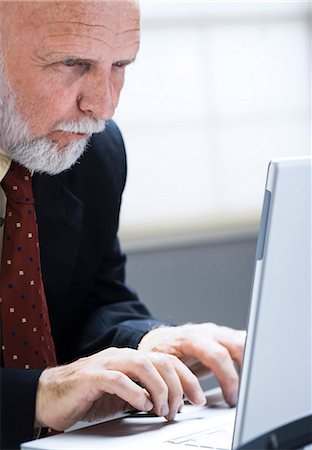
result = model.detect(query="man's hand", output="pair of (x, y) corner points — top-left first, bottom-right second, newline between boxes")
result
(138, 323), (246, 407)
(35, 347), (206, 431)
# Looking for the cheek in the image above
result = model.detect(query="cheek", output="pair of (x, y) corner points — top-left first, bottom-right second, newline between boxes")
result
(9, 67), (79, 136)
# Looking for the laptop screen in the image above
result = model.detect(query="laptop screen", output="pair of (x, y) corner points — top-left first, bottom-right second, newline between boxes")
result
(233, 157), (312, 448)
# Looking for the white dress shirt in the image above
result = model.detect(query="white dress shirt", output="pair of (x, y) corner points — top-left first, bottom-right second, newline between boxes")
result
(0, 148), (12, 263)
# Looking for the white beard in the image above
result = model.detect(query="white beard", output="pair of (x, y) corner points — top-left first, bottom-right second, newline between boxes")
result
(0, 57), (106, 175)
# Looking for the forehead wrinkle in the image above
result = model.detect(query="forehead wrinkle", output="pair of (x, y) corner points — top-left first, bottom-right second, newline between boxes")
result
(37, 44), (94, 60)
(39, 21), (140, 49)
(46, 26), (140, 38)
(46, 33), (121, 47)
(41, 34), (139, 53)
(46, 21), (139, 35)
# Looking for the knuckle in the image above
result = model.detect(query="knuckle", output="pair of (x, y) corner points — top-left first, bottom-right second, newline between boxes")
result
(158, 383), (169, 399)
(211, 347), (229, 364)
(167, 354), (179, 365)
(150, 377), (168, 398)
(108, 370), (126, 385)
(103, 346), (118, 354)
(184, 370), (200, 387)
(232, 337), (245, 358)
(74, 367), (92, 382)
(228, 373), (239, 384)
(206, 322), (218, 332)
(155, 353), (172, 369)
(172, 385), (183, 401)
(135, 354), (151, 371)
(121, 347), (135, 355)
(77, 355), (88, 364)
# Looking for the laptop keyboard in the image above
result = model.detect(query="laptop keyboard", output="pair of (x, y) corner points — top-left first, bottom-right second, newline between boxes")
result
(165, 422), (234, 449)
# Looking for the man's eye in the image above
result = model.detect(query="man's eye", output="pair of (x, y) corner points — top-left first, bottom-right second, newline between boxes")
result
(113, 61), (127, 69)
(62, 60), (91, 71)
(63, 59), (77, 67)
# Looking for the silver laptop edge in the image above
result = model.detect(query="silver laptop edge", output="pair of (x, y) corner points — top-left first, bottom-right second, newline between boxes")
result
(232, 156), (312, 448)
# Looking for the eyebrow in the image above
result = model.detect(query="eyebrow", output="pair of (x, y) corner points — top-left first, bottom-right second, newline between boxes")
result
(39, 51), (137, 65)
(113, 57), (137, 66)
(63, 56), (137, 65)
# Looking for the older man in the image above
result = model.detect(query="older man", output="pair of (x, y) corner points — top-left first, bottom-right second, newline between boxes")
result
(0, 1), (245, 449)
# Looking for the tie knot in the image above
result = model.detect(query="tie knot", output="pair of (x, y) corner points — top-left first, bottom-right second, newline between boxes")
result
(1, 161), (34, 204)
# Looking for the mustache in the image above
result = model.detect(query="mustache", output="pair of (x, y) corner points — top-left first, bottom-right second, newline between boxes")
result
(56, 118), (106, 135)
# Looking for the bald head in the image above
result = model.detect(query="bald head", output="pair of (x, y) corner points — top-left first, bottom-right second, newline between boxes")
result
(0, 0), (140, 173)
(0, 0), (140, 58)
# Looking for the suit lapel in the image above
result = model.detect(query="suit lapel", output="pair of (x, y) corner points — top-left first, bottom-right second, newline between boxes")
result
(32, 173), (84, 307)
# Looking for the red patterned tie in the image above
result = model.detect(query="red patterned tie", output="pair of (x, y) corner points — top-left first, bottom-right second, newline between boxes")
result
(0, 161), (57, 369)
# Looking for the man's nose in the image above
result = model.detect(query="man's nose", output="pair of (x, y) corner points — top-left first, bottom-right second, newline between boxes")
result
(77, 68), (119, 120)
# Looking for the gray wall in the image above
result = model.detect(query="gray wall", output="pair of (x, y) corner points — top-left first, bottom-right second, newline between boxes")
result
(125, 234), (257, 389)
(126, 234), (257, 330)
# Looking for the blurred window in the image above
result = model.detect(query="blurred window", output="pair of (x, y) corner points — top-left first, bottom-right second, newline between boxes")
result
(114, 1), (311, 245)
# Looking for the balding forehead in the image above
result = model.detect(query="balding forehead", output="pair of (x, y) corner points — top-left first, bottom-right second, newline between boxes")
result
(0, 1), (140, 33)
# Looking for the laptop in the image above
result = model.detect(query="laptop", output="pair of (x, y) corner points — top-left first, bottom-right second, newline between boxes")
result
(22, 157), (311, 450)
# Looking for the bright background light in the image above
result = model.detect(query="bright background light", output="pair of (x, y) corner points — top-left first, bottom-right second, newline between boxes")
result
(114, 1), (311, 247)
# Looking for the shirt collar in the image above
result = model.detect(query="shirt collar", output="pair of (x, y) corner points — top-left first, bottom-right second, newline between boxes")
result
(0, 147), (12, 182)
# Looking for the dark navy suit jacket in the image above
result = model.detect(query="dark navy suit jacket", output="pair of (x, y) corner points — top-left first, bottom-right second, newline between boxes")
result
(0, 121), (165, 449)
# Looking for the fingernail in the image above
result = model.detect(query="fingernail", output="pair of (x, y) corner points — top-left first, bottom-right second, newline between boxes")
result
(160, 404), (169, 416)
(166, 407), (178, 422)
(144, 399), (153, 411)
(195, 392), (206, 405)
(229, 392), (238, 407)
(178, 401), (184, 413)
